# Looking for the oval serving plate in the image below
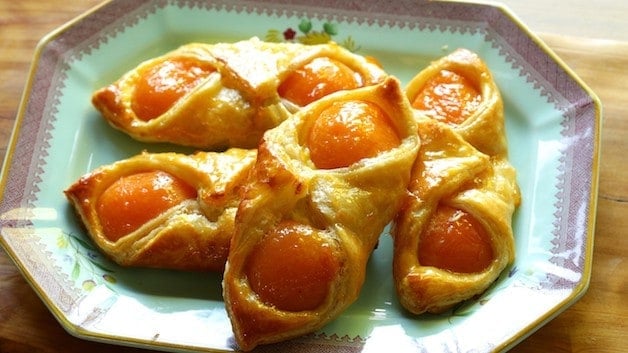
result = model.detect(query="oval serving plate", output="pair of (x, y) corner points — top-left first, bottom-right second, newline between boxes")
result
(0, 0), (600, 352)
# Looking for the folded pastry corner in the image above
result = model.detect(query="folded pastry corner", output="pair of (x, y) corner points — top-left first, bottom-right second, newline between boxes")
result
(64, 148), (256, 272)
(222, 76), (420, 350)
(92, 38), (387, 150)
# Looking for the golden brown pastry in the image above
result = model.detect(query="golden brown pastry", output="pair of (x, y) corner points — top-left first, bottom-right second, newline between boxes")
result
(393, 49), (520, 314)
(405, 48), (507, 156)
(222, 77), (420, 351)
(64, 148), (256, 272)
(92, 37), (387, 150)
(392, 117), (519, 314)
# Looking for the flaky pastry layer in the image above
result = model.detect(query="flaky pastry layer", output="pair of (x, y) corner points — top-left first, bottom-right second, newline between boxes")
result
(92, 37), (386, 150)
(393, 117), (519, 314)
(406, 48), (509, 157)
(222, 77), (420, 351)
(64, 148), (256, 272)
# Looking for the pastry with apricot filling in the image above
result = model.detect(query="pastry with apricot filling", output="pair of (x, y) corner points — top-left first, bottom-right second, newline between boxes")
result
(406, 48), (508, 157)
(222, 77), (420, 351)
(64, 148), (256, 272)
(392, 115), (520, 314)
(394, 49), (520, 314)
(92, 37), (386, 150)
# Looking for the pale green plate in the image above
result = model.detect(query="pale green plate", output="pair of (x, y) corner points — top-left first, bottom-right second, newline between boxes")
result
(0, 0), (601, 352)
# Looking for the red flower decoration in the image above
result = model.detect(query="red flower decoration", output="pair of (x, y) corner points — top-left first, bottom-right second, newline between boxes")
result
(283, 28), (296, 40)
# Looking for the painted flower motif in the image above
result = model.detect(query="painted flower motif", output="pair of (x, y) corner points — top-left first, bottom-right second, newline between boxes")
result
(57, 231), (117, 292)
(264, 19), (361, 52)
(283, 28), (296, 40)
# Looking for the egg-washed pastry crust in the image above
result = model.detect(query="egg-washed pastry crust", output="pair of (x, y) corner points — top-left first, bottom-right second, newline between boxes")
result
(406, 48), (509, 157)
(394, 48), (520, 314)
(64, 148), (256, 272)
(70, 40), (521, 349)
(92, 37), (386, 150)
(222, 77), (420, 351)
(393, 116), (519, 314)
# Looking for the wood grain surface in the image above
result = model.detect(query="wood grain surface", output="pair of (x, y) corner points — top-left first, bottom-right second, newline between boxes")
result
(1, 1), (626, 352)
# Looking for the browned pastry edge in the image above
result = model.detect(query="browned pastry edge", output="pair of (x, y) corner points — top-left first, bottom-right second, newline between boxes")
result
(223, 77), (420, 351)
(64, 148), (256, 272)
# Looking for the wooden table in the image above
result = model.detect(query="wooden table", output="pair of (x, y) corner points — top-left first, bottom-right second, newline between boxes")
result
(0, 1), (626, 352)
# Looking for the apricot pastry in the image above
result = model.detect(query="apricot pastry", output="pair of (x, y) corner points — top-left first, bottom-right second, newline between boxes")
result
(392, 119), (520, 314)
(64, 148), (256, 272)
(406, 48), (508, 156)
(222, 77), (420, 351)
(92, 37), (386, 150)
(394, 49), (520, 314)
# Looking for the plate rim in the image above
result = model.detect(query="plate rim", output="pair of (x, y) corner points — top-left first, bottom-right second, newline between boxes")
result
(0, 0), (602, 352)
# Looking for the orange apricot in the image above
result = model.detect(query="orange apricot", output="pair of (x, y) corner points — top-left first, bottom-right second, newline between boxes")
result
(418, 205), (494, 273)
(411, 69), (482, 125)
(245, 221), (340, 312)
(307, 100), (401, 169)
(97, 171), (197, 241)
(131, 57), (214, 121)
(278, 57), (361, 106)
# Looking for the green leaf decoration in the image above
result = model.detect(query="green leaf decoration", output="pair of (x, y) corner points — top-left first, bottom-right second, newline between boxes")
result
(298, 19), (312, 33)
(71, 261), (81, 280)
(69, 232), (96, 251)
(323, 22), (338, 36)
(298, 31), (332, 45)
(60, 231), (118, 292)
(102, 274), (117, 284)
(263, 20), (362, 51)
(341, 36), (361, 52)
(265, 29), (282, 43)
(90, 261), (115, 274)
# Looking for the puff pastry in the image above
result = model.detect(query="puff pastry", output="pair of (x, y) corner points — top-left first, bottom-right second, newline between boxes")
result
(393, 49), (520, 314)
(405, 48), (507, 156)
(92, 37), (387, 150)
(393, 116), (519, 314)
(222, 77), (420, 350)
(64, 148), (256, 272)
